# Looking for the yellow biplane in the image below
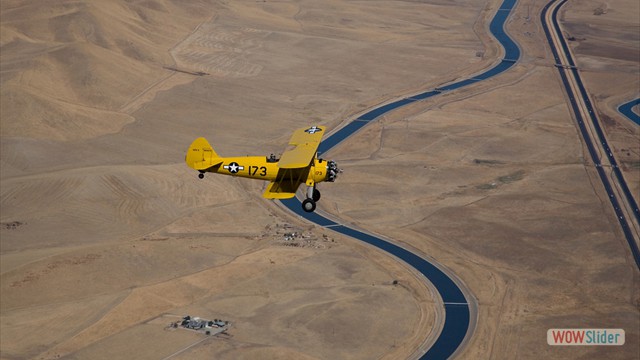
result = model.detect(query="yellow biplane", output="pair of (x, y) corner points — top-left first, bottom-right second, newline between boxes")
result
(185, 126), (340, 213)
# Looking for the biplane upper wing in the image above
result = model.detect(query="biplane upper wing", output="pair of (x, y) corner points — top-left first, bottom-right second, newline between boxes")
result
(277, 126), (326, 169)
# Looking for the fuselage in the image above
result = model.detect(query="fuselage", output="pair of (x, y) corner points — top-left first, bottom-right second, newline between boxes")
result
(206, 156), (336, 185)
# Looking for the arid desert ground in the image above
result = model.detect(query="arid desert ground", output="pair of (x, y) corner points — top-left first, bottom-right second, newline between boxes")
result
(1, 0), (638, 359)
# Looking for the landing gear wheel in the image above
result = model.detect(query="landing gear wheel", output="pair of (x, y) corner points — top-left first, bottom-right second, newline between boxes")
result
(312, 189), (321, 202)
(198, 173), (205, 179)
(302, 199), (316, 213)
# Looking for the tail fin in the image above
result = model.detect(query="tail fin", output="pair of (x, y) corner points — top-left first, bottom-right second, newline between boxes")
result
(185, 137), (223, 170)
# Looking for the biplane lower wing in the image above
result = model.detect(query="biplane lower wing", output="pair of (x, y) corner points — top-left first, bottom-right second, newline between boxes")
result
(262, 180), (300, 199)
(262, 167), (308, 199)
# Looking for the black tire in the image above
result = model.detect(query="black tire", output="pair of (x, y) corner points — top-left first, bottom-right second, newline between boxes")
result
(312, 188), (321, 202)
(302, 199), (316, 213)
(198, 173), (205, 179)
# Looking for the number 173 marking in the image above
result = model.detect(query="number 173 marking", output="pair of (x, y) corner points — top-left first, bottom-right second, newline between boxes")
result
(249, 166), (267, 176)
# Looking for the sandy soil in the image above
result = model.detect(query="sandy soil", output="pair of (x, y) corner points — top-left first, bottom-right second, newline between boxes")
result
(1, 0), (638, 359)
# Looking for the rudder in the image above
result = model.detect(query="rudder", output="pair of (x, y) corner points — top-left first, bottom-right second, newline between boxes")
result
(185, 137), (222, 170)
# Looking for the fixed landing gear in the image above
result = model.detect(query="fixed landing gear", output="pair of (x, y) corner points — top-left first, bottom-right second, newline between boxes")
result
(302, 198), (316, 213)
(198, 172), (205, 179)
(302, 186), (321, 213)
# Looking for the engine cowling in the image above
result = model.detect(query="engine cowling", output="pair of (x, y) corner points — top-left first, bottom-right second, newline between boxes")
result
(326, 160), (339, 182)
(310, 159), (340, 183)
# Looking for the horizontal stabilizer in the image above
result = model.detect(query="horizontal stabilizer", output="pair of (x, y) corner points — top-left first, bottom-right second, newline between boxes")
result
(191, 159), (223, 171)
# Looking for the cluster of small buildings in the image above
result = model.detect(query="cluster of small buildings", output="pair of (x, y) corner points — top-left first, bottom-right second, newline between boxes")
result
(170, 315), (230, 336)
(260, 223), (334, 249)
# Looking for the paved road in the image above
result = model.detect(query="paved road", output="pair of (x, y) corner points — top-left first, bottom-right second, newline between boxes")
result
(541, 0), (640, 269)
